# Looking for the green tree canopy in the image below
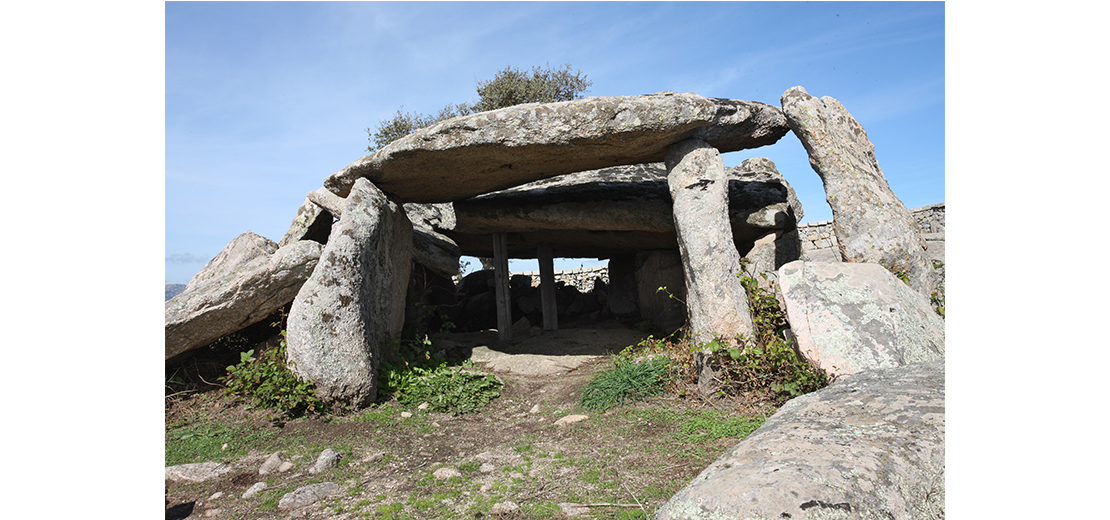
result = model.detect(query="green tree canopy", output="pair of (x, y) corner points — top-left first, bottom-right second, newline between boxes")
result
(367, 63), (592, 153)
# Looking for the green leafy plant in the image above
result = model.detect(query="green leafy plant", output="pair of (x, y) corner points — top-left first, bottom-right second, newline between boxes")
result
(882, 262), (912, 285)
(222, 330), (324, 416)
(580, 352), (671, 411)
(396, 364), (503, 414)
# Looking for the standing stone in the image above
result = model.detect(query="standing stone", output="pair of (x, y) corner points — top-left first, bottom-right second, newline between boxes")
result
(286, 177), (413, 409)
(667, 138), (755, 392)
(666, 139), (755, 344)
(635, 250), (687, 333)
(781, 86), (933, 296)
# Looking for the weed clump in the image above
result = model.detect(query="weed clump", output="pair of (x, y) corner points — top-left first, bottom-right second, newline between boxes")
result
(580, 352), (671, 411)
(222, 331), (324, 417)
(379, 337), (503, 415)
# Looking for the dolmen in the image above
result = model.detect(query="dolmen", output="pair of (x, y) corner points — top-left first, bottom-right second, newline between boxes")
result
(167, 87), (941, 407)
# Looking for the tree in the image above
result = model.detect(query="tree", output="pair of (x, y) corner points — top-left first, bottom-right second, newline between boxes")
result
(367, 63), (592, 153)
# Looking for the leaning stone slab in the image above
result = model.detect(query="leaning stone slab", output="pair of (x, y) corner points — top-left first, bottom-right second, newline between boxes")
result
(781, 86), (933, 296)
(777, 260), (944, 379)
(655, 360), (944, 520)
(165, 240), (323, 361)
(184, 231), (276, 292)
(405, 203), (462, 279)
(286, 177), (413, 408)
(278, 482), (340, 510)
(325, 91), (789, 202)
(165, 462), (233, 483)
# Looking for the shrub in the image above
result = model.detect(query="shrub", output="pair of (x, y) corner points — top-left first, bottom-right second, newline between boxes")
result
(222, 331), (324, 416)
(367, 62), (591, 153)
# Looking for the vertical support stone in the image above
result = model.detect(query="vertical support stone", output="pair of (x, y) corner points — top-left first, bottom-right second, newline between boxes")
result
(492, 233), (512, 341)
(537, 243), (558, 331)
(667, 138), (756, 394)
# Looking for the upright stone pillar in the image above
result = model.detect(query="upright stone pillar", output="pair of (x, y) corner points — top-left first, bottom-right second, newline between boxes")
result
(780, 86), (934, 296)
(666, 138), (756, 392)
(537, 243), (558, 331)
(285, 178), (413, 409)
(492, 233), (512, 341)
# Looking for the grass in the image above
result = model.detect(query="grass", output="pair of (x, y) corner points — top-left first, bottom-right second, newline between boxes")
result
(580, 355), (670, 411)
(165, 421), (276, 466)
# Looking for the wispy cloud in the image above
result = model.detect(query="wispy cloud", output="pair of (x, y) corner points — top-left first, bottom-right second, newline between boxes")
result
(166, 253), (207, 264)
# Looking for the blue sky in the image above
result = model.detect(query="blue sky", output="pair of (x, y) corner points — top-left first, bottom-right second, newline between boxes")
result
(166, 1), (944, 284)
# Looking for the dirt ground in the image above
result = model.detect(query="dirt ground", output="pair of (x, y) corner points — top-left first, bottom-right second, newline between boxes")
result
(165, 321), (778, 520)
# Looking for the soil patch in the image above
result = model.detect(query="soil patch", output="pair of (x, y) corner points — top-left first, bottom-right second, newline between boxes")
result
(166, 322), (775, 519)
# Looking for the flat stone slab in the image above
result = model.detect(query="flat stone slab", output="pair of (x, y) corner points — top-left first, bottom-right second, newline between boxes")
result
(656, 360), (945, 520)
(165, 462), (233, 483)
(447, 160), (801, 258)
(324, 91), (788, 202)
(445, 327), (649, 376)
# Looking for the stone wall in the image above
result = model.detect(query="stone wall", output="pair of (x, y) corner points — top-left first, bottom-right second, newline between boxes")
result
(798, 203), (945, 253)
(513, 265), (610, 293)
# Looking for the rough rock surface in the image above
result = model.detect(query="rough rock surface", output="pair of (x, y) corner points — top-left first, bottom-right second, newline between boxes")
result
(324, 91), (789, 202)
(164, 462), (233, 483)
(777, 261), (944, 378)
(276, 195), (334, 248)
(278, 482), (340, 510)
(655, 360), (944, 520)
(405, 203), (463, 279)
(184, 231), (276, 293)
(286, 177), (413, 408)
(781, 86), (933, 296)
(165, 240), (323, 361)
(666, 138), (754, 349)
(448, 160), (801, 259)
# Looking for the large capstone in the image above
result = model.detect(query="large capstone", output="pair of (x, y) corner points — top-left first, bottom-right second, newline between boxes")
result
(325, 91), (789, 202)
(285, 177), (413, 408)
(781, 86), (933, 296)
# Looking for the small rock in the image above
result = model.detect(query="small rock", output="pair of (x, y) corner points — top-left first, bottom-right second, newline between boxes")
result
(529, 404), (541, 414)
(220, 443), (228, 451)
(361, 451), (385, 463)
(204, 508), (222, 517)
(208, 492), (223, 501)
(479, 484), (491, 493)
(560, 502), (589, 516)
(417, 402), (430, 410)
(433, 467), (461, 480)
(259, 452), (285, 474)
(308, 448), (342, 475)
(400, 411), (413, 418)
(554, 414), (588, 426)
(278, 482), (340, 510)
(479, 462), (496, 474)
(165, 462), (233, 483)
(277, 461), (295, 472)
(242, 482), (268, 499)
(491, 501), (519, 514)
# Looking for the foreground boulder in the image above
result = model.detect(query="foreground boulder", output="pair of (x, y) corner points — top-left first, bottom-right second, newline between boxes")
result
(777, 261), (944, 378)
(656, 360), (944, 520)
(165, 240), (323, 361)
(781, 86), (933, 296)
(325, 91), (789, 202)
(286, 177), (413, 408)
